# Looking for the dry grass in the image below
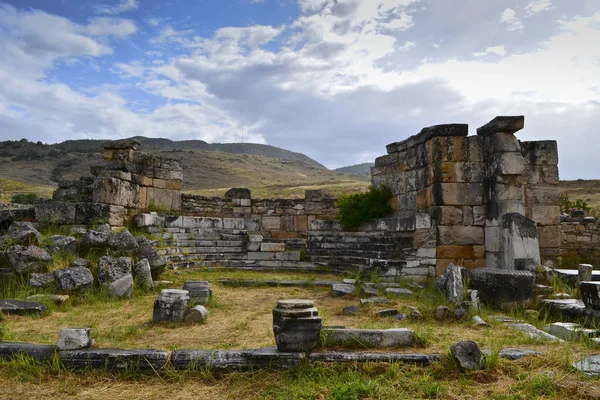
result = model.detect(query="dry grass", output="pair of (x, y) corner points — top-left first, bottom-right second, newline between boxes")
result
(561, 180), (600, 212)
(2, 269), (600, 399)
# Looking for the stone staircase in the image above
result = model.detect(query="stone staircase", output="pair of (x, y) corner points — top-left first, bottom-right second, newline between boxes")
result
(305, 231), (414, 276)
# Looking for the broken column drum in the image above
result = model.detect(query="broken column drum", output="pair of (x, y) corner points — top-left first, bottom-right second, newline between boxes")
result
(153, 289), (189, 323)
(272, 299), (322, 352)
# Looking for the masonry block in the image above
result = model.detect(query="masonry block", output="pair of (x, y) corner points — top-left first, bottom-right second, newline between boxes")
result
(437, 226), (484, 245)
(431, 183), (483, 206)
(262, 216), (282, 231)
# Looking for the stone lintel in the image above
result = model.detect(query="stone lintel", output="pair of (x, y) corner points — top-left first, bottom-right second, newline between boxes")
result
(386, 123), (468, 153)
(477, 116), (524, 137)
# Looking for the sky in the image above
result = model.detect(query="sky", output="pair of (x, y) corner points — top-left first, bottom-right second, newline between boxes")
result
(0, 0), (598, 179)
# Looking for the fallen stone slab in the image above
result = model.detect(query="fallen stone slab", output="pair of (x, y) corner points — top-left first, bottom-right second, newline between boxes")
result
(360, 297), (390, 306)
(332, 283), (355, 297)
(47, 235), (77, 254)
(543, 322), (599, 342)
(470, 269), (535, 308)
(360, 286), (379, 298)
(308, 352), (441, 366)
(59, 348), (168, 372)
(217, 279), (340, 287)
(0, 342), (56, 364)
(376, 309), (399, 318)
(321, 328), (413, 348)
(481, 348), (543, 360)
(385, 288), (413, 296)
(107, 274), (133, 299)
(6, 245), (52, 274)
(170, 348), (304, 371)
(573, 355), (600, 376)
(343, 305), (358, 315)
(182, 281), (211, 305)
(0, 299), (46, 315)
(505, 323), (564, 342)
(97, 256), (132, 286)
(541, 299), (600, 327)
(26, 294), (69, 306)
(472, 316), (490, 327)
(554, 269), (600, 284)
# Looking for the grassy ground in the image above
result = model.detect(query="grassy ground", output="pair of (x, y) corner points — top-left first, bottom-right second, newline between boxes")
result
(1, 269), (600, 399)
(0, 178), (54, 204)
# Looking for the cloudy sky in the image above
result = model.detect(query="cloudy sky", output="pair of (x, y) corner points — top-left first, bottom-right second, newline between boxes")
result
(0, 0), (598, 178)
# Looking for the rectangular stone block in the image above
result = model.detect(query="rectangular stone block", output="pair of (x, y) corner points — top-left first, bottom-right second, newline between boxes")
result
(538, 225), (561, 248)
(92, 177), (139, 208)
(521, 141), (558, 166)
(431, 183), (483, 206)
(280, 216), (294, 231)
(437, 226), (484, 245)
(146, 188), (175, 212)
(531, 206), (560, 226)
(526, 186), (560, 205)
(473, 206), (486, 226)
(271, 232), (301, 239)
(247, 252), (276, 260)
(261, 243), (285, 252)
(167, 180), (182, 190)
(495, 183), (524, 202)
(262, 216), (281, 231)
(275, 251), (301, 261)
(495, 152), (525, 175)
(223, 218), (245, 230)
(415, 188), (431, 209)
(294, 216), (308, 232)
(454, 162), (485, 183)
(430, 206), (462, 225)
(153, 178), (168, 189)
(436, 245), (474, 259)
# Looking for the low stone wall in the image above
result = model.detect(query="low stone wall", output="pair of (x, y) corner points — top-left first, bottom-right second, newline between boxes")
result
(560, 215), (600, 267)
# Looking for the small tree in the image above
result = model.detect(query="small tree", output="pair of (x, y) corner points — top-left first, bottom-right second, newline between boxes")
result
(337, 186), (395, 230)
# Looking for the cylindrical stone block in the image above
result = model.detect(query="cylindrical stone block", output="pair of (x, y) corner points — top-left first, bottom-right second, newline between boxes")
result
(153, 289), (189, 323)
(578, 264), (593, 282)
(273, 299), (322, 352)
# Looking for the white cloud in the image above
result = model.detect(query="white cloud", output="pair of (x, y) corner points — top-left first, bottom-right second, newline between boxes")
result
(473, 45), (507, 57)
(500, 8), (524, 31)
(95, 0), (138, 15)
(86, 17), (137, 37)
(525, 0), (553, 16)
(214, 25), (284, 47)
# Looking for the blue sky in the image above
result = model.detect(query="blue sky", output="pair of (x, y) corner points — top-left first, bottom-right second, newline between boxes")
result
(0, 0), (598, 178)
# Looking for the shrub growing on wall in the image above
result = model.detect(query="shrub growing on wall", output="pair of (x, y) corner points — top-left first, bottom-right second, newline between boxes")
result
(337, 186), (394, 230)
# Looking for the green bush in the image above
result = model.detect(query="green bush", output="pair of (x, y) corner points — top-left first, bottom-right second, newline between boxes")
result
(11, 193), (38, 204)
(337, 186), (394, 230)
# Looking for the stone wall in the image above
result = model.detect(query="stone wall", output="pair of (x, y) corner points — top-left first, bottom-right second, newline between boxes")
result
(560, 214), (600, 267)
(36, 140), (183, 226)
(181, 189), (338, 235)
(522, 141), (560, 261)
(371, 116), (558, 275)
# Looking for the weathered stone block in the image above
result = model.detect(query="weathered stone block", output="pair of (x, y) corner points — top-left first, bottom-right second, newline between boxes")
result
(437, 245), (474, 259)
(470, 269), (535, 307)
(521, 141), (558, 166)
(530, 205), (560, 226)
(437, 226), (484, 245)
(430, 206), (463, 225)
(294, 216), (308, 231)
(262, 216), (281, 231)
(579, 282), (600, 310)
(146, 188), (176, 212)
(538, 225), (561, 248)
(477, 116), (524, 136)
(153, 289), (189, 323)
(431, 183), (483, 206)
(495, 152), (525, 176)
(54, 267), (94, 293)
(92, 177), (139, 208)
(261, 243), (285, 252)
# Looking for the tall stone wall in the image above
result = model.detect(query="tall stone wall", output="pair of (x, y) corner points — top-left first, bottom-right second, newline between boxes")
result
(372, 116), (558, 275)
(522, 141), (560, 261)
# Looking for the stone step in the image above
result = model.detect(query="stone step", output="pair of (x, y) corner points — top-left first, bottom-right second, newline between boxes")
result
(168, 232), (246, 241)
(307, 242), (402, 251)
(306, 249), (404, 259)
(309, 234), (411, 243)
(163, 240), (245, 248)
(169, 260), (348, 273)
(305, 255), (378, 266)
(164, 253), (248, 262)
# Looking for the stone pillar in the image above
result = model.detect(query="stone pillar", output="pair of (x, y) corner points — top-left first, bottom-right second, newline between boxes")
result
(477, 116), (540, 269)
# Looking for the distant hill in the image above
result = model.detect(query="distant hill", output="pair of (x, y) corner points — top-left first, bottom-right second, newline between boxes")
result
(335, 163), (374, 177)
(0, 138), (369, 200)
(51, 137), (324, 167)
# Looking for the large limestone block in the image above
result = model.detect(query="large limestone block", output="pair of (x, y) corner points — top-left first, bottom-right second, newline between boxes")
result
(437, 245), (474, 259)
(431, 183), (483, 206)
(97, 256), (132, 286)
(135, 236), (167, 279)
(146, 188), (176, 212)
(530, 205), (560, 226)
(454, 162), (485, 183)
(537, 225), (561, 248)
(494, 152), (525, 176)
(262, 216), (282, 231)
(520, 141), (559, 166)
(437, 226), (484, 245)
(92, 177), (139, 208)
(470, 269), (535, 307)
(54, 266), (94, 293)
(35, 203), (77, 225)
